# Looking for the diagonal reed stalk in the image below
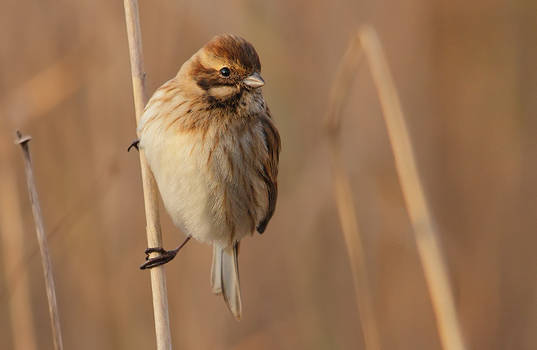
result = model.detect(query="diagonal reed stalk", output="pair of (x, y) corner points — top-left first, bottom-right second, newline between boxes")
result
(123, 1), (173, 349)
(15, 131), (63, 350)
(325, 26), (467, 350)
(332, 145), (381, 350)
(325, 33), (380, 350)
(0, 145), (38, 350)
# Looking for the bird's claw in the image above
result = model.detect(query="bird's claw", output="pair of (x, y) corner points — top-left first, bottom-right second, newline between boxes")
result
(144, 247), (167, 258)
(128, 139), (140, 152)
(140, 247), (177, 270)
(139, 237), (191, 270)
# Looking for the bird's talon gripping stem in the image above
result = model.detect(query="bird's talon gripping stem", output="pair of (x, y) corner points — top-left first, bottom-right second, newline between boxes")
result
(139, 236), (191, 270)
(140, 248), (177, 269)
(128, 139), (140, 152)
(144, 247), (167, 256)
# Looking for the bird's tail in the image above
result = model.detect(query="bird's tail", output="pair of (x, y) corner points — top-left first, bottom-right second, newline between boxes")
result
(211, 243), (242, 320)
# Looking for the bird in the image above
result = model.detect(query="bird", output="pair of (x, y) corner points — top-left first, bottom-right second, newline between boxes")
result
(131, 34), (280, 320)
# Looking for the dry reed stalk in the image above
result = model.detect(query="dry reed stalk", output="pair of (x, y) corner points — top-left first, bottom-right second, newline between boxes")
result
(326, 26), (466, 350)
(333, 146), (382, 350)
(0, 146), (38, 350)
(325, 34), (380, 350)
(123, 1), (172, 349)
(15, 131), (63, 350)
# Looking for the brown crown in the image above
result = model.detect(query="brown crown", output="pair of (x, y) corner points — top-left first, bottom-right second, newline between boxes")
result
(204, 34), (261, 72)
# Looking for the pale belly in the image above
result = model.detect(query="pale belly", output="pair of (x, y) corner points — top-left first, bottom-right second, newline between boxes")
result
(140, 124), (266, 248)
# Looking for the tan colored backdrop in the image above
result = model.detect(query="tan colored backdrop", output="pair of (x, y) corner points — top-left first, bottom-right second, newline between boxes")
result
(1, 0), (536, 349)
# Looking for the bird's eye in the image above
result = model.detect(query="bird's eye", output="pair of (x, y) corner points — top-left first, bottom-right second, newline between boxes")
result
(219, 67), (231, 77)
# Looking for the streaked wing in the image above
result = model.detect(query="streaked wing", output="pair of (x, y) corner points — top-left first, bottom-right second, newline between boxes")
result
(256, 109), (281, 234)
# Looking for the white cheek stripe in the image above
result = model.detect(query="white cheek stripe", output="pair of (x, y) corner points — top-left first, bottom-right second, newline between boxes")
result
(208, 85), (239, 99)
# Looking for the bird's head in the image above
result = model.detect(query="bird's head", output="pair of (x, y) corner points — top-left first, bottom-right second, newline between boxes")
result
(182, 34), (264, 103)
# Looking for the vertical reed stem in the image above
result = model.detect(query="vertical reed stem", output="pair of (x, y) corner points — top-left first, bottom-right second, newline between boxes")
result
(15, 131), (63, 350)
(122, 1), (173, 349)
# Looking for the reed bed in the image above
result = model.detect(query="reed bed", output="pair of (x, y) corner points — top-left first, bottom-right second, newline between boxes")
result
(2, 1), (530, 348)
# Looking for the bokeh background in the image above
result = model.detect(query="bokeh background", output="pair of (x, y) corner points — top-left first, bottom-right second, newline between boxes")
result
(1, 0), (536, 349)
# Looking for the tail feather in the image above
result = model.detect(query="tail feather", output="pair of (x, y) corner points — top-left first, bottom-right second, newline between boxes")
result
(211, 243), (242, 320)
(211, 245), (222, 294)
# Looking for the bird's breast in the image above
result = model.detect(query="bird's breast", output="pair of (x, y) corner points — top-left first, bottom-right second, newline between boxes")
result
(140, 112), (268, 247)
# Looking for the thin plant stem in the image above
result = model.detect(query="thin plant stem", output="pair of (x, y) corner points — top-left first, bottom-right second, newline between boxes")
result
(15, 131), (63, 350)
(325, 30), (380, 350)
(333, 146), (382, 350)
(122, 1), (172, 349)
(326, 25), (467, 350)
(0, 146), (38, 350)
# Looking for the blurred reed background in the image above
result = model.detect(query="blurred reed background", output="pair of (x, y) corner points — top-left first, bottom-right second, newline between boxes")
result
(1, 0), (536, 349)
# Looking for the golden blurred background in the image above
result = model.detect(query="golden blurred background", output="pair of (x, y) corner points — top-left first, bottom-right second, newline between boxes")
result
(1, 0), (536, 349)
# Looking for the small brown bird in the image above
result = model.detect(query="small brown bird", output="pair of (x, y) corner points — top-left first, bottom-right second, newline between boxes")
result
(134, 34), (280, 320)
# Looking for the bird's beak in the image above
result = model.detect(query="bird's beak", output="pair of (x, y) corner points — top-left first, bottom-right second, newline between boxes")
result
(243, 72), (265, 88)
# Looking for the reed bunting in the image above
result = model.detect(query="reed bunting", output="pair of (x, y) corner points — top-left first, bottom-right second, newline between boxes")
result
(131, 34), (280, 320)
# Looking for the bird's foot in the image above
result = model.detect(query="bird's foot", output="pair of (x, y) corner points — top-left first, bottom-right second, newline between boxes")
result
(139, 236), (191, 270)
(127, 139), (140, 152)
(140, 247), (177, 269)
